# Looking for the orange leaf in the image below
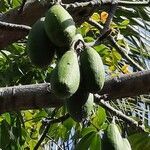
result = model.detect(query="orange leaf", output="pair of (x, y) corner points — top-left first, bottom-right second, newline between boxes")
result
(100, 11), (108, 23)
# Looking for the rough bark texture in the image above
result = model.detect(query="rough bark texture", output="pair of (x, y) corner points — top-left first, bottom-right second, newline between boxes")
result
(0, 0), (111, 49)
(100, 70), (150, 99)
(0, 0), (50, 48)
(0, 83), (62, 114)
(0, 70), (149, 114)
(0, 0), (149, 49)
(0, 0), (150, 114)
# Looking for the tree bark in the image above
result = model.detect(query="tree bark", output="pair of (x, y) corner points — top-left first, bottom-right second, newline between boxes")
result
(100, 70), (150, 99)
(0, 83), (62, 114)
(0, 0), (149, 49)
(0, 70), (149, 114)
(0, 0), (120, 49)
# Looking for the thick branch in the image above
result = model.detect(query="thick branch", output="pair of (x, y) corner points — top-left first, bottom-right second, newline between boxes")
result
(100, 70), (150, 100)
(0, 70), (149, 114)
(0, 21), (31, 31)
(0, 83), (62, 114)
(0, 0), (50, 49)
(0, 0), (149, 49)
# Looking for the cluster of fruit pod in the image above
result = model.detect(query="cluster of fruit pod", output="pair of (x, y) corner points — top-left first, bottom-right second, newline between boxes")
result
(102, 119), (132, 150)
(27, 4), (105, 122)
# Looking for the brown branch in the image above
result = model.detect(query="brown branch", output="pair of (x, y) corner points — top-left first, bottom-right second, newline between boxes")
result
(118, 0), (150, 7)
(0, 21), (31, 31)
(0, 83), (62, 114)
(99, 70), (150, 100)
(0, 70), (150, 114)
(100, 0), (118, 35)
(94, 95), (145, 131)
(0, 0), (148, 49)
(0, 0), (51, 49)
(18, 0), (27, 14)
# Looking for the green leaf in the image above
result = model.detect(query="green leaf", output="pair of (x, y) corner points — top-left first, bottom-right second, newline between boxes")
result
(94, 44), (110, 55)
(21, 128), (31, 143)
(76, 131), (96, 150)
(28, 139), (37, 150)
(79, 22), (91, 36)
(0, 120), (11, 149)
(84, 36), (95, 43)
(118, 19), (130, 29)
(2, 113), (11, 125)
(91, 13), (100, 22)
(12, 0), (21, 8)
(33, 110), (47, 122)
(128, 133), (150, 150)
(63, 117), (76, 130)
(81, 127), (97, 137)
(90, 133), (101, 150)
(112, 49), (122, 62)
(0, 0), (9, 12)
(91, 106), (106, 129)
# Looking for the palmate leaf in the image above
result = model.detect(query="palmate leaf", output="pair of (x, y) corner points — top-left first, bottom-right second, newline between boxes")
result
(115, 2), (150, 43)
(114, 1), (150, 70)
(118, 7), (150, 22)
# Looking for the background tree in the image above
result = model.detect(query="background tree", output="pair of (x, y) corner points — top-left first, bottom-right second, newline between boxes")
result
(0, 0), (150, 149)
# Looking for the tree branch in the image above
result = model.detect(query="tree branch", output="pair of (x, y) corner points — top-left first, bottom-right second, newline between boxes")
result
(0, 21), (31, 31)
(0, 70), (149, 114)
(87, 18), (144, 71)
(100, 0), (118, 35)
(100, 70), (150, 100)
(94, 95), (145, 131)
(0, 83), (62, 114)
(0, 0), (149, 49)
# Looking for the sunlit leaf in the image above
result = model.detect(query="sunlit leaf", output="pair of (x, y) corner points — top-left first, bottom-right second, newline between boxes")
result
(91, 12), (100, 22)
(91, 106), (106, 129)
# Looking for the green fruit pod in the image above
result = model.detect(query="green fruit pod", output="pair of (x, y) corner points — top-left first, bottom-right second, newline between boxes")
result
(107, 122), (124, 150)
(27, 17), (55, 67)
(66, 88), (94, 122)
(44, 4), (76, 47)
(122, 138), (132, 150)
(80, 47), (105, 93)
(50, 50), (80, 99)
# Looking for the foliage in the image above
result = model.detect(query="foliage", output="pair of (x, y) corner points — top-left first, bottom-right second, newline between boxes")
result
(0, 0), (150, 150)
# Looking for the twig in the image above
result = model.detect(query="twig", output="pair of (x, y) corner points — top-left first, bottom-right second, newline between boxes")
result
(118, 0), (150, 6)
(34, 114), (70, 150)
(18, 0), (27, 14)
(0, 21), (31, 32)
(46, 134), (64, 150)
(109, 36), (144, 71)
(101, 0), (118, 35)
(61, 0), (102, 9)
(61, 0), (150, 9)
(94, 94), (145, 131)
(87, 19), (144, 71)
